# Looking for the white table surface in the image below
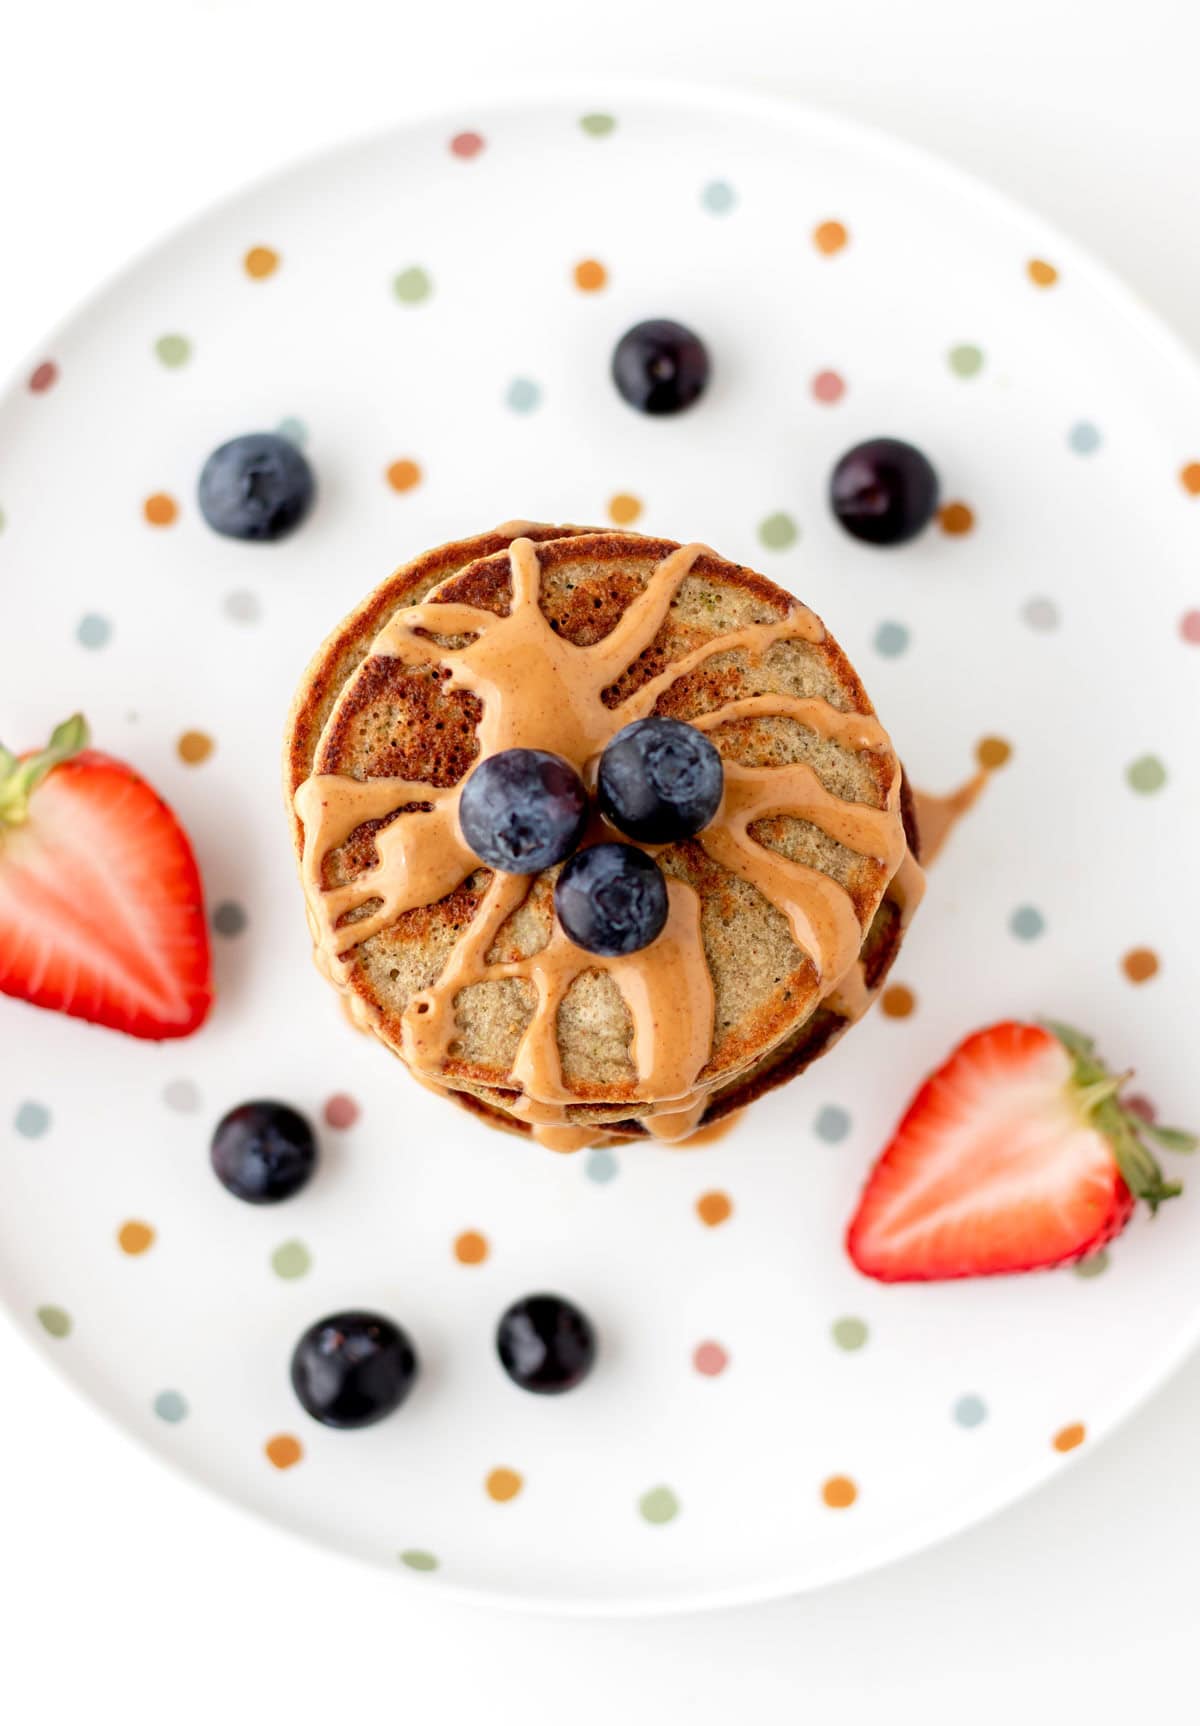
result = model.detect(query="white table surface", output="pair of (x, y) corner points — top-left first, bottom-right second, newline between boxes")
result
(4, 2), (1199, 1720)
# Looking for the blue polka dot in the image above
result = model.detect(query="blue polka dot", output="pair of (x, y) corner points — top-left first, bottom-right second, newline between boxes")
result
(874, 621), (910, 658)
(954, 1394), (987, 1429)
(815, 1105), (851, 1144)
(76, 613), (111, 649)
(1068, 421), (1102, 455)
(14, 1101), (50, 1139)
(585, 1148), (619, 1184)
(276, 417), (308, 447)
(153, 1389), (189, 1423)
(701, 180), (736, 214)
(1009, 905), (1045, 941)
(506, 377), (541, 414)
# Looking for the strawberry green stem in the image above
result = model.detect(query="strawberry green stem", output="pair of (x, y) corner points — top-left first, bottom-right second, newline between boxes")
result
(0, 714), (89, 828)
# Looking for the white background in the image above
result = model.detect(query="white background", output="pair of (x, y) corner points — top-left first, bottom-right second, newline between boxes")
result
(3, 1), (1199, 1720)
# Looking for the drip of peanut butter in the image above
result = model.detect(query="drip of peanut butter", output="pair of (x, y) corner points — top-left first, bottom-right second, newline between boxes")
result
(294, 538), (920, 1147)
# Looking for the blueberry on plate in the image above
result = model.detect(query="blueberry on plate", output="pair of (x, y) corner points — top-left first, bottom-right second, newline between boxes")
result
(611, 318), (710, 416)
(197, 432), (315, 542)
(291, 1311), (418, 1429)
(829, 437), (940, 547)
(496, 1293), (596, 1395)
(554, 842), (668, 956)
(599, 716), (723, 843)
(210, 1100), (317, 1203)
(458, 748), (588, 874)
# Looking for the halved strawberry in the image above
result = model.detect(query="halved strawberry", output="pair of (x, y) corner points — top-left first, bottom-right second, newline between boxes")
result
(0, 714), (213, 1039)
(847, 1020), (1195, 1281)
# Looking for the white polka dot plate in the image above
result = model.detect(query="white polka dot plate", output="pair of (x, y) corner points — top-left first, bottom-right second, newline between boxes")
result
(2, 85), (1199, 1614)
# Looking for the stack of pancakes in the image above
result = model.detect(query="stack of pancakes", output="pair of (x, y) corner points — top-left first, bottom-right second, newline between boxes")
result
(285, 524), (922, 1148)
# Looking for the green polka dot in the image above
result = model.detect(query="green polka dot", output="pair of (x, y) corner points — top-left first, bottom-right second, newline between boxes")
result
(758, 512), (798, 551)
(276, 416), (308, 446)
(271, 1240), (312, 1280)
(1074, 1249), (1110, 1280)
(579, 113), (616, 137)
(399, 1549), (439, 1572)
(392, 267), (432, 305)
(638, 1485), (680, 1525)
(154, 333), (191, 368)
(1127, 755), (1166, 794)
(36, 1305), (71, 1339)
(948, 344), (984, 378)
(832, 1316), (868, 1351)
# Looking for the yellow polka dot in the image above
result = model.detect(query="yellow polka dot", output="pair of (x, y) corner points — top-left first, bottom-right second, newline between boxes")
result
(1181, 463), (1200, 496)
(938, 501), (975, 536)
(1053, 1422), (1086, 1453)
(813, 220), (848, 256)
(976, 736), (1012, 771)
(1027, 258), (1059, 287)
(143, 492), (178, 527)
(177, 730), (214, 766)
(1122, 947), (1159, 984)
(573, 258), (607, 292)
(881, 984), (916, 1019)
(608, 493), (642, 526)
(244, 246), (280, 280)
(696, 1190), (733, 1228)
(485, 1467), (523, 1502)
(822, 1474), (858, 1508)
(386, 459), (422, 493)
(117, 1220), (155, 1255)
(454, 1230), (489, 1265)
(265, 1434), (303, 1469)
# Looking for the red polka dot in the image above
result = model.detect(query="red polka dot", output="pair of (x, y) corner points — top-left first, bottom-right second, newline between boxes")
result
(1124, 1094), (1157, 1124)
(1180, 610), (1200, 644)
(812, 370), (845, 404)
(323, 1093), (360, 1129)
(450, 131), (485, 159)
(29, 361), (58, 394)
(693, 1341), (729, 1377)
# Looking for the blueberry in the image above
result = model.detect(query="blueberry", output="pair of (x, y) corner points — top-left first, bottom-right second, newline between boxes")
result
(290, 1311), (418, 1429)
(197, 432), (315, 542)
(554, 842), (668, 956)
(210, 1100), (316, 1203)
(611, 319), (710, 416)
(496, 1294), (596, 1395)
(829, 437), (939, 547)
(458, 748), (588, 874)
(598, 717), (723, 843)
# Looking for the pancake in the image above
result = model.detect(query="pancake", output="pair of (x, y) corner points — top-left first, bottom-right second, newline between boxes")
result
(285, 525), (923, 1148)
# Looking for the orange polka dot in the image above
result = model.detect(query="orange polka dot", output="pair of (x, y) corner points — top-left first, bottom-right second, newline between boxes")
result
(386, 459), (422, 493)
(696, 1190), (733, 1228)
(1122, 947), (1159, 984)
(1027, 258), (1059, 287)
(881, 985), (916, 1019)
(608, 492), (642, 526)
(938, 501), (975, 536)
(244, 246), (280, 280)
(1181, 463), (1200, 496)
(573, 259), (607, 292)
(143, 493), (178, 527)
(822, 1475), (858, 1509)
(485, 1467), (523, 1502)
(454, 1230), (489, 1265)
(177, 730), (214, 766)
(813, 220), (848, 256)
(1053, 1422), (1086, 1453)
(117, 1220), (155, 1255)
(265, 1434), (303, 1469)
(976, 736), (1012, 770)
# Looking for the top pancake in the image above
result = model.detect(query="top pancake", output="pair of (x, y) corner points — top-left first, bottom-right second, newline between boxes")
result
(285, 526), (910, 1125)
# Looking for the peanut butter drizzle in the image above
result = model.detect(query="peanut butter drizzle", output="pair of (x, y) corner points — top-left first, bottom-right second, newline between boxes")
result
(912, 771), (989, 866)
(294, 538), (915, 1147)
